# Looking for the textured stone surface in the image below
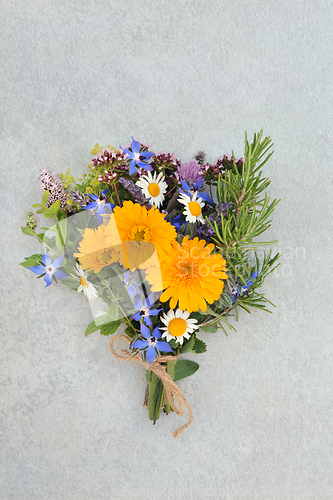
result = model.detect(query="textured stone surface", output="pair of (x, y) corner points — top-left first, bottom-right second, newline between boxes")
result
(1, 0), (332, 498)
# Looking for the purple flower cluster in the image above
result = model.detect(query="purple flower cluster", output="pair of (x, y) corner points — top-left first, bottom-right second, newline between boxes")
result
(39, 169), (68, 211)
(202, 155), (244, 182)
(98, 170), (119, 184)
(118, 178), (153, 209)
(149, 152), (181, 177)
(201, 162), (220, 182)
(92, 148), (129, 185)
(91, 148), (126, 168)
(215, 154), (244, 173)
(177, 159), (202, 186)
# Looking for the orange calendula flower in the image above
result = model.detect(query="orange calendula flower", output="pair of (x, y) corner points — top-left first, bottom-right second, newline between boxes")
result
(104, 201), (177, 270)
(74, 224), (125, 273)
(145, 236), (228, 313)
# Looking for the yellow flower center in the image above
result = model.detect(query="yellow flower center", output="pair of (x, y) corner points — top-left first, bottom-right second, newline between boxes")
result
(148, 182), (160, 197)
(177, 260), (198, 280)
(100, 249), (113, 263)
(188, 200), (202, 217)
(80, 276), (89, 288)
(168, 318), (187, 337)
(129, 224), (152, 242)
(134, 229), (146, 241)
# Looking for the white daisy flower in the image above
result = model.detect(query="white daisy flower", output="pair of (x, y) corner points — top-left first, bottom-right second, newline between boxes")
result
(178, 191), (206, 224)
(136, 171), (168, 208)
(160, 308), (198, 345)
(71, 263), (98, 300)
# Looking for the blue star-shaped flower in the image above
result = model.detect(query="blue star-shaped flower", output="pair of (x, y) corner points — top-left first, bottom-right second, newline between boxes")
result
(82, 189), (115, 222)
(28, 253), (68, 287)
(131, 292), (161, 326)
(171, 213), (186, 230)
(229, 283), (239, 303)
(229, 271), (258, 303)
(179, 174), (213, 204)
(122, 271), (139, 302)
(132, 324), (173, 366)
(122, 137), (155, 176)
(240, 271), (258, 296)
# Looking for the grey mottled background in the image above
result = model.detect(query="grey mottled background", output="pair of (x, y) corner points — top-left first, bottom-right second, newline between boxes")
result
(1, 1), (332, 499)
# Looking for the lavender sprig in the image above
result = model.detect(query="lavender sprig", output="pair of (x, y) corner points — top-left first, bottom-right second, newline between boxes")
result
(68, 189), (88, 208)
(118, 178), (153, 209)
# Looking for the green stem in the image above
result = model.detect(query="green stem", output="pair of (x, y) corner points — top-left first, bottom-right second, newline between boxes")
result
(33, 230), (57, 255)
(190, 222), (197, 239)
(209, 183), (213, 202)
(114, 183), (122, 207)
(147, 370), (165, 423)
(163, 359), (176, 415)
(102, 279), (133, 330)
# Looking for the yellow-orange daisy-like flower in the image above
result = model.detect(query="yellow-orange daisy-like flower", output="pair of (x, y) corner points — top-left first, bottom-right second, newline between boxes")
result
(74, 224), (125, 273)
(145, 236), (228, 313)
(104, 201), (177, 270)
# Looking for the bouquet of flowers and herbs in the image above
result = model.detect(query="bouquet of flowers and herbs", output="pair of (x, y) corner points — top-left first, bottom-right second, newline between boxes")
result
(21, 131), (279, 437)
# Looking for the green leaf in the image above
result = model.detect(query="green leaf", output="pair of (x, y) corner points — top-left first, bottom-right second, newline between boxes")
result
(57, 209), (67, 221)
(173, 360), (199, 382)
(180, 335), (196, 354)
(60, 278), (80, 291)
(49, 199), (60, 215)
(124, 324), (137, 338)
(100, 321), (121, 336)
(85, 314), (115, 336)
(21, 226), (35, 236)
(204, 306), (233, 324)
(167, 338), (178, 350)
(85, 319), (101, 336)
(201, 325), (218, 333)
(42, 190), (49, 206)
(19, 254), (43, 268)
(193, 338), (207, 354)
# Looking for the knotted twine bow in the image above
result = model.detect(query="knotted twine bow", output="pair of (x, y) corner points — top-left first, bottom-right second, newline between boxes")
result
(109, 334), (193, 438)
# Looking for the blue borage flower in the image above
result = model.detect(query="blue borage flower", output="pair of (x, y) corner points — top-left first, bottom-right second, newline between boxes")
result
(131, 292), (161, 326)
(121, 137), (155, 176)
(240, 272), (258, 296)
(179, 174), (213, 205)
(122, 271), (140, 302)
(229, 283), (239, 303)
(132, 324), (173, 366)
(171, 213), (186, 230)
(28, 253), (68, 287)
(82, 189), (115, 222)
(229, 272), (258, 303)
